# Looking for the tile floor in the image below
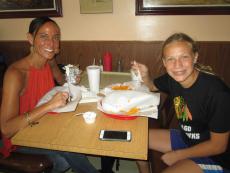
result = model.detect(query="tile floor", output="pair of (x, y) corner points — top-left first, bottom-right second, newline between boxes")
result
(66, 156), (139, 173)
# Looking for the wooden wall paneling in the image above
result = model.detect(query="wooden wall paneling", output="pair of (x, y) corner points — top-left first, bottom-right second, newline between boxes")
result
(136, 41), (165, 79)
(215, 42), (230, 85)
(198, 42), (230, 85)
(0, 41), (29, 65)
(0, 41), (230, 86)
(58, 41), (165, 78)
(59, 41), (82, 65)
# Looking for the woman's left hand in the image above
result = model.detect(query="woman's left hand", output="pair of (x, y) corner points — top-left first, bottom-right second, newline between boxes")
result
(75, 73), (81, 84)
(161, 151), (182, 166)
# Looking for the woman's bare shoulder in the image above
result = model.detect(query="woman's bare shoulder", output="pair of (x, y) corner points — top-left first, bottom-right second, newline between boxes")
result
(4, 58), (29, 86)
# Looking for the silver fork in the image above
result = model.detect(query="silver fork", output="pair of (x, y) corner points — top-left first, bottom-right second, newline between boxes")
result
(67, 76), (72, 102)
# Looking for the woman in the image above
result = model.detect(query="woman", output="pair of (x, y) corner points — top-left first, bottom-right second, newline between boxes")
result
(133, 33), (230, 173)
(0, 17), (98, 173)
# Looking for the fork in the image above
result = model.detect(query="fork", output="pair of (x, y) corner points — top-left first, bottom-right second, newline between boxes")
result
(67, 75), (72, 102)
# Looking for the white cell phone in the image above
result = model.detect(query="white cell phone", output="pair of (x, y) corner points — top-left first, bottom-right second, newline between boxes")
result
(99, 130), (131, 142)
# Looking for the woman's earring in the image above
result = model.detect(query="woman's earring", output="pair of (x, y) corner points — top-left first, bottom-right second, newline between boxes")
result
(194, 58), (197, 64)
(54, 48), (60, 54)
(30, 45), (34, 53)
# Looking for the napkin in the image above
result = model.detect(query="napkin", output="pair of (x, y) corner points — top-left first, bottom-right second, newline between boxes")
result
(78, 85), (101, 103)
(98, 90), (160, 119)
(36, 83), (82, 113)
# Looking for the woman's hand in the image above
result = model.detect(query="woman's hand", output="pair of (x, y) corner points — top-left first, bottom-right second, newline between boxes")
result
(47, 92), (69, 110)
(75, 70), (82, 84)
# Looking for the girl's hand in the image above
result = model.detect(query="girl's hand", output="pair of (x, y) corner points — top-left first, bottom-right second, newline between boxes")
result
(48, 92), (69, 110)
(161, 151), (182, 166)
(131, 61), (149, 78)
(131, 61), (158, 91)
(131, 61), (152, 84)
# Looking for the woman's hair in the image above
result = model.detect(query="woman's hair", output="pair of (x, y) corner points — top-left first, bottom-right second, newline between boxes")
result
(28, 16), (59, 37)
(162, 32), (215, 75)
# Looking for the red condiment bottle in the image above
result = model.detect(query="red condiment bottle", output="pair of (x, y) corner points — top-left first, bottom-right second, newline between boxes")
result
(103, 52), (112, 71)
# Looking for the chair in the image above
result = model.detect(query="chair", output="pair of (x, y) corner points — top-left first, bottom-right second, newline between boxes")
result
(0, 151), (53, 173)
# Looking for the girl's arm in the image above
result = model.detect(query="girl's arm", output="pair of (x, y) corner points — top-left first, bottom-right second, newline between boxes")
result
(162, 131), (229, 166)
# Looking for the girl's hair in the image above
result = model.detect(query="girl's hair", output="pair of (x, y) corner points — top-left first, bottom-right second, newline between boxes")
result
(28, 16), (58, 37)
(194, 63), (216, 75)
(162, 32), (198, 55)
(162, 33), (215, 75)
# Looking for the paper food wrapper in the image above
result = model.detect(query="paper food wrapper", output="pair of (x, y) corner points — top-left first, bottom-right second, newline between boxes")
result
(97, 90), (160, 119)
(36, 83), (82, 113)
(101, 81), (149, 96)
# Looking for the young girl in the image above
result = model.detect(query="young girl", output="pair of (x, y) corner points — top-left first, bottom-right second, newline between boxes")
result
(133, 33), (230, 173)
(0, 17), (98, 173)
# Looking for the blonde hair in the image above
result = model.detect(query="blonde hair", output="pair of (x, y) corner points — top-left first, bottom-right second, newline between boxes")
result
(162, 33), (198, 58)
(194, 63), (216, 75)
(162, 33), (216, 76)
